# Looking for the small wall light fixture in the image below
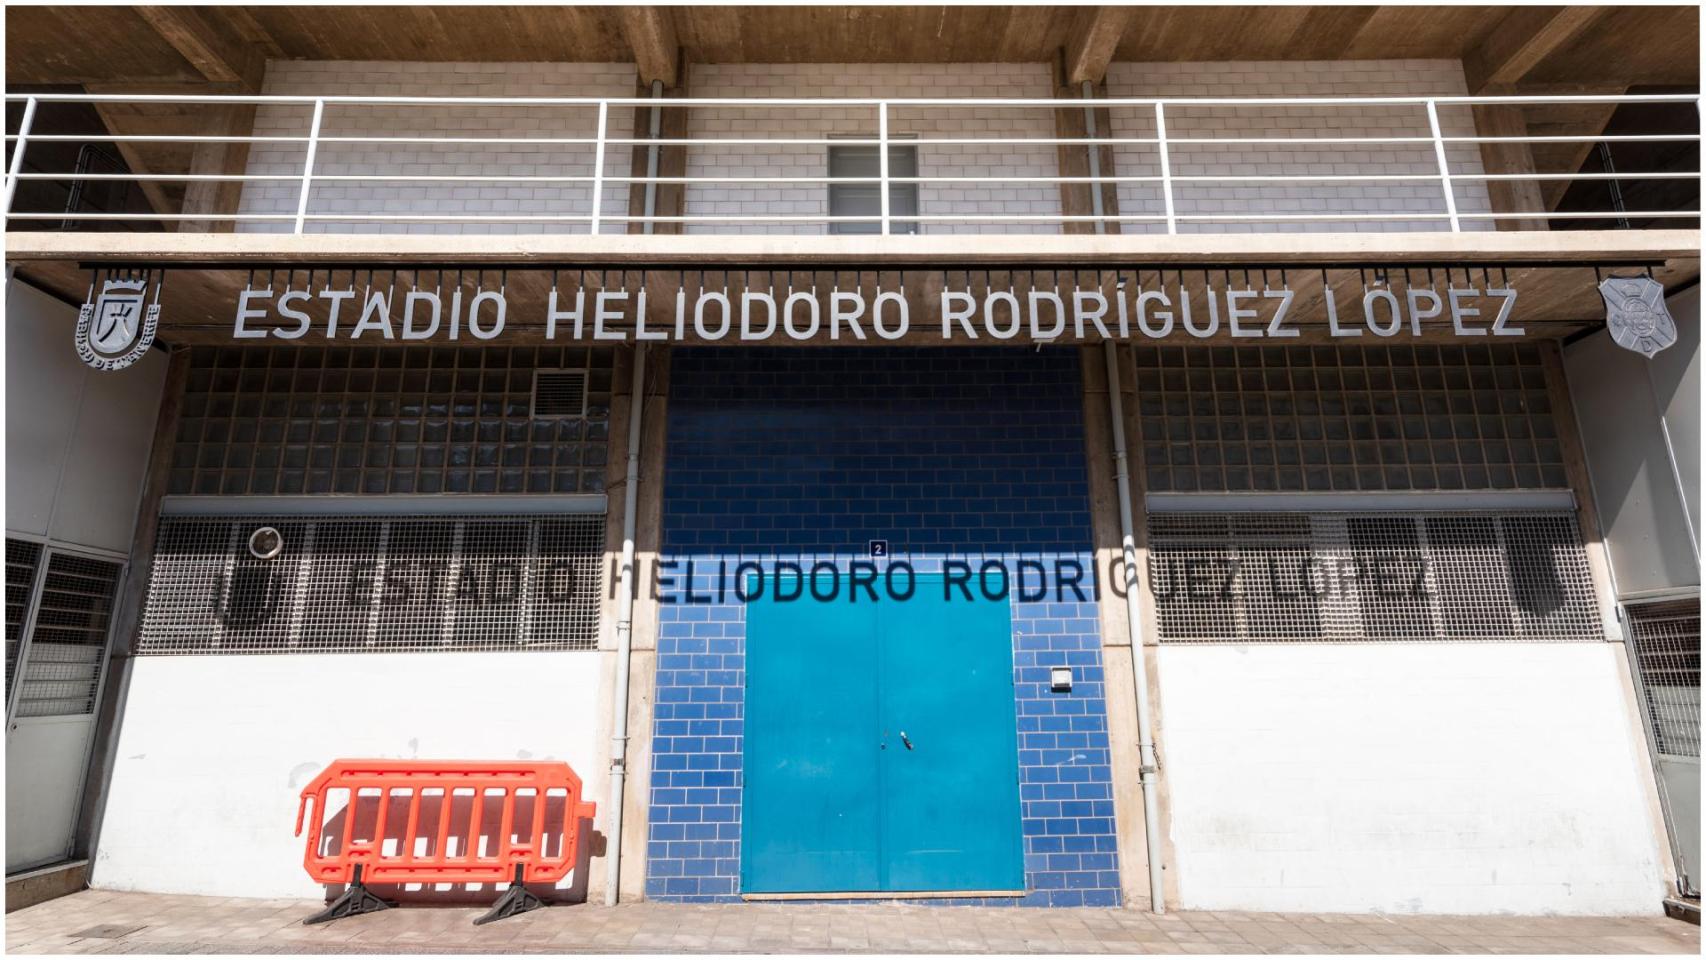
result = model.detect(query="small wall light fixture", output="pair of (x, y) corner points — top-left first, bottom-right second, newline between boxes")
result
(248, 526), (284, 560)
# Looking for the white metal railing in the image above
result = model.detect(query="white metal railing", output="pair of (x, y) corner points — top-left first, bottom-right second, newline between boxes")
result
(2, 92), (1700, 235)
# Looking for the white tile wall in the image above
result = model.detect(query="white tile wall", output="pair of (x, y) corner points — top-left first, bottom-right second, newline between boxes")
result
(1105, 60), (1495, 233)
(237, 61), (637, 235)
(683, 63), (1062, 235)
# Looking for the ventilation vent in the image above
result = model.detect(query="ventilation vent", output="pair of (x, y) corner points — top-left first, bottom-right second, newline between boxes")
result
(13, 552), (121, 718)
(533, 369), (588, 418)
(1626, 596), (1701, 758)
(5, 539), (43, 703)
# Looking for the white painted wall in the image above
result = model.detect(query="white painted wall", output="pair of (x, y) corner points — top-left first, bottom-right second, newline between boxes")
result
(238, 61), (637, 235)
(92, 651), (603, 899)
(4, 280), (166, 554)
(1157, 643), (1669, 915)
(683, 62), (1060, 235)
(1105, 60), (1495, 233)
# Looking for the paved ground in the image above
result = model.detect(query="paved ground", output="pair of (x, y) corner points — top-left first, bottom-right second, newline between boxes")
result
(5, 890), (1699, 955)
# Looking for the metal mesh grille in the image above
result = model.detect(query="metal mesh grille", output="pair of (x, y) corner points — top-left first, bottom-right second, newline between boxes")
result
(532, 369), (588, 418)
(5, 538), (43, 704)
(1626, 597), (1701, 758)
(1146, 511), (1601, 642)
(1133, 344), (1566, 492)
(14, 553), (122, 717)
(170, 346), (615, 496)
(137, 514), (604, 654)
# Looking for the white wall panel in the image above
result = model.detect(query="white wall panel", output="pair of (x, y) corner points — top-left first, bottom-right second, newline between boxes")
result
(1566, 307), (1701, 596)
(4, 281), (166, 554)
(92, 651), (603, 898)
(1158, 643), (1668, 914)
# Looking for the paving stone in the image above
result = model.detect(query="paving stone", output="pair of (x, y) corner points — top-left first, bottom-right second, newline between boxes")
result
(5, 891), (1699, 955)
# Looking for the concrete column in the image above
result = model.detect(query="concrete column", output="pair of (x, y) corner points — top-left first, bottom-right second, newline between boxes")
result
(589, 344), (671, 903)
(180, 100), (259, 234)
(1052, 57), (1122, 235)
(1078, 344), (1176, 909)
(625, 71), (690, 236)
(1469, 83), (1549, 232)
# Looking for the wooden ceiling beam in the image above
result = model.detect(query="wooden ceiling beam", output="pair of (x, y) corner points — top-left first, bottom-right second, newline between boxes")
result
(1465, 6), (1603, 93)
(1064, 6), (1133, 86)
(620, 6), (680, 86)
(134, 6), (263, 89)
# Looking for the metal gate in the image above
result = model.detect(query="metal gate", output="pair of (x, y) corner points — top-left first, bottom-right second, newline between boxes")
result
(4, 537), (125, 873)
(1624, 595), (1701, 898)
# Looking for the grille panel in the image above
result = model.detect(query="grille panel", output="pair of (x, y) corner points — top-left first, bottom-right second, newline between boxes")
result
(1147, 510), (1601, 643)
(13, 553), (122, 718)
(138, 514), (604, 654)
(533, 369), (589, 418)
(5, 539), (43, 703)
(1626, 596), (1701, 758)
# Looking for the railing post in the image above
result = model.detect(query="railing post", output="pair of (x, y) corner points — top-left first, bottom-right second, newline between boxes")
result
(590, 100), (609, 236)
(294, 99), (325, 235)
(4, 96), (39, 222)
(877, 101), (891, 236)
(1154, 102), (1176, 235)
(1425, 99), (1461, 232)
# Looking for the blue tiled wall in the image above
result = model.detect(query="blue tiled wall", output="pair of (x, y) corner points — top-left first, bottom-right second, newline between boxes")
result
(647, 347), (1120, 906)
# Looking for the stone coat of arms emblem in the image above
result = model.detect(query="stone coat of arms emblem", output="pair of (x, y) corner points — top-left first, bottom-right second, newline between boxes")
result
(75, 274), (160, 371)
(1598, 275), (1677, 359)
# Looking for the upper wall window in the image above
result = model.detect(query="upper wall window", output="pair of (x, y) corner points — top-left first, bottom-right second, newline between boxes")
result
(170, 346), (615, 496)
(828, 144), (919, 235)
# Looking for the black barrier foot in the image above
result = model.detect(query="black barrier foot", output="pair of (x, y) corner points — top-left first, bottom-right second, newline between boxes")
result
(303, 866), (395, 925)
(473, 865), (547, 926)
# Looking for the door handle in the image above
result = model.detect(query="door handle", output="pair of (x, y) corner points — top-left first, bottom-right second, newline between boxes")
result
(899, 730), (913, 750)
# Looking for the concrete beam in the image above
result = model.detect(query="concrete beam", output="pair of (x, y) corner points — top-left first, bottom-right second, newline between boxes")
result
(134, 6), (262, 89)
(1063, 6), (1133, 86)
(6, 229), (1698, 268)
(619, 7), (680, 87)
(1466, 6), (1603, 93)
(87, 100), (180, 223)
(1469, 85), (1549, 232)
(179, 101), (259, 234)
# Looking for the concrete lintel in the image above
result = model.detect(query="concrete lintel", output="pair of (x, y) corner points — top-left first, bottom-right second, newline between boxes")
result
(5, 229), (1698, 268)
(159, 494), (609, 517)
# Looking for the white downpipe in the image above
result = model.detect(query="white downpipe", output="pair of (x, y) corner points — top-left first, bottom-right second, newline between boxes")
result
(603, 341), (647, 905)
(643, 80), (663, 232)
(1081, 82), (1104, 229)
(1104, 340), (1166, 914)
(603, 80), (664, 904)
(1085, 80), (1166, 915)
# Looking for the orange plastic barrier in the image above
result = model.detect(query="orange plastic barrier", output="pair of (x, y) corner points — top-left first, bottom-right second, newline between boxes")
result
(295, 759), (597, 924)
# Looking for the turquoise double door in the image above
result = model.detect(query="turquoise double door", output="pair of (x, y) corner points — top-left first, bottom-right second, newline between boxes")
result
(741, 573), (1025, 894)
